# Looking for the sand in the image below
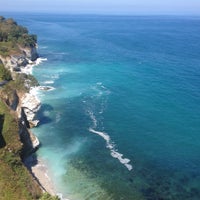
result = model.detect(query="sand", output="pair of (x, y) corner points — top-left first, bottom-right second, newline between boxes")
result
(24, 155), (56, 196)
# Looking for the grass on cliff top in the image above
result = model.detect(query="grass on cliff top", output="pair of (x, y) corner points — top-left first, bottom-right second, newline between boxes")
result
(0, 100), (42, 200)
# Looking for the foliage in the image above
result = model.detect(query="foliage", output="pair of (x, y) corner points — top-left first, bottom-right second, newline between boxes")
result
(39, 193), (60, 200)
(0, 101), (42, 200)
(14, 73), (39, 91)
(0, 16), (37, 47)
(0, 64), (12, 81)
(0, 16), (37, 57)
(0, 73), (39, 96)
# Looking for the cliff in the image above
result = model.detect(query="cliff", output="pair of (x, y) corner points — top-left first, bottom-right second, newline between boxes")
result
(0, 17), (50, 200)
(0, 46), (38, 73)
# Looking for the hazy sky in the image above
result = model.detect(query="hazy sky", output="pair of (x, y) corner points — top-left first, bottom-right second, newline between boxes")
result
(1, 0), (200, 15)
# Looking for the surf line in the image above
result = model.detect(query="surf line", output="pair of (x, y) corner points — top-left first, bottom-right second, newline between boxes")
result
(89, 128), (133, 171)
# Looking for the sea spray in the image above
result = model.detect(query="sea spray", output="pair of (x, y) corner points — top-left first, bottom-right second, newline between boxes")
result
(89, 128), (133, 171)
(86, 82), (133, 171)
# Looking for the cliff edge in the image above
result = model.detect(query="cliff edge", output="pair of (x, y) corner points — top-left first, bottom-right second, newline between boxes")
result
(0, 16), (57, 200)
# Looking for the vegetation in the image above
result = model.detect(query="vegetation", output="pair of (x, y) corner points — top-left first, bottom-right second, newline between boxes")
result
(0, 16), (59, 200)
(0, 63), (12, 81)
(0, 16), (37, 46)
(13, 73), (39, 92)
(39, 193), (60, 200)
(0, 16), (37, 56)
(0, 101), (41, 200)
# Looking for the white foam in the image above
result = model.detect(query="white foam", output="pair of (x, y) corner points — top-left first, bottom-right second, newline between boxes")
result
(40, 46), (48, 49)
(30, 86), (39, 96)
(43, 80), (54, 84)
(50, 74), (59, 80)
(88, 110), (98, 129)
(29, 86), (47, 102)
(20, 57), (47, 75)
(55, 112), (61, 123)
(89, 128), (133, 171)
(35, 57), (48, 66)
(21, 64), (34, 74)
(57, 193), (70, 200)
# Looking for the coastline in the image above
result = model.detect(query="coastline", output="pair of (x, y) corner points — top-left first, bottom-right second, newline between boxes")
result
(24, 154), (56, 196)
(23, 58), (58, 196)
(0, 16), (65, 199)
(24, 59), (69, 200)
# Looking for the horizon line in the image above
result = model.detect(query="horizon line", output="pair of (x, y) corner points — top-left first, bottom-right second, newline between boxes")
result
(1, 10), (200, 18)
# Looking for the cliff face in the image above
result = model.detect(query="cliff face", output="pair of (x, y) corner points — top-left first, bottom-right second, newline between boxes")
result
(0, 101), (42, 200)
(0, 41), (41, 153)
(0, 46), (38, 73)
(20, 92), (41, 127)
(0, 16), (57, 200)
(0, 79), (41, 155)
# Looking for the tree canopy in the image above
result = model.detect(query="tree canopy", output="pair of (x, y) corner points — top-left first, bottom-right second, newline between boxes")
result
(0, 16), (37, 48)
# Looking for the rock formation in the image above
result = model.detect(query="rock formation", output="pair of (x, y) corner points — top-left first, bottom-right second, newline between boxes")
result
(0, 46), (38, 74)
(21, 92), (41, 127)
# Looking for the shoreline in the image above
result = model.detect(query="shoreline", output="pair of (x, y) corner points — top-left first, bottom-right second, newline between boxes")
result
(24, 58), (70, 200)
(24, 58), (57, 195)
(24, 154), (56, 196)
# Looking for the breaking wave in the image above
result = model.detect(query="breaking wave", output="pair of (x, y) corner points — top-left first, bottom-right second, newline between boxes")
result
(86, 82), (133, 171)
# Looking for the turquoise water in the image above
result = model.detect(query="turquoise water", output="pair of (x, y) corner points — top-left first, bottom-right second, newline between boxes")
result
(6, 13), (200, 199)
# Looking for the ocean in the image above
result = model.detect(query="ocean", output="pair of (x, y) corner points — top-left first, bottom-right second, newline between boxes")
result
(4, 13), (200, 199)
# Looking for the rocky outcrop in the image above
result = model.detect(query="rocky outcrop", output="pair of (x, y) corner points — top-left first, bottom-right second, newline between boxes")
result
(20, 92), (41, 127)
(7, 90), (19, 111)
(0, 46), (38, 73)
(20, 46), (38, 61)
(19, 112), (40, 157)
(0, 88), (18, 111)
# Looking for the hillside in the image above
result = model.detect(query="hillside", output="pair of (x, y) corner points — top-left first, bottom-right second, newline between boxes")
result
(0, 16), (37, 56)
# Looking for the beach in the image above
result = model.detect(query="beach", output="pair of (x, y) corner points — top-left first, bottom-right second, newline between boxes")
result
(24, 155), (56, 196)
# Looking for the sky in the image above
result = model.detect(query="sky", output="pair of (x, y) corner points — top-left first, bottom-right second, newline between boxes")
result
(1, 0), (200, 15)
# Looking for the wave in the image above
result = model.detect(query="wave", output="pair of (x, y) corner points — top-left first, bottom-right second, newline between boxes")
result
(30, 86), (40, 97)
(57, 193), (70, 200)
(55, 112), (61, 123)
(87, 110), (98, 129)
(35, 57), (48, 66)
(43, 80), (54, 84)
(86, 82), (132, 170)
(89, 128), (133, 171)
(20, 57), (47, 74)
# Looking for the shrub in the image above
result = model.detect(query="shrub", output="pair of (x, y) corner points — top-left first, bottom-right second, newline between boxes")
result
(0, 64), (12, 81)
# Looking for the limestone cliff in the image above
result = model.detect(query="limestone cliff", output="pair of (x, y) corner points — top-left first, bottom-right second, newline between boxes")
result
(0, 16), (58, 200)
(0, 44), (40, 152)
(20, 92), (41, 127)
(0, 46), (38, 73)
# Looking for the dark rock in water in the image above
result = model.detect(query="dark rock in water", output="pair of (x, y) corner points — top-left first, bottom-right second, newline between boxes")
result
(39, 86), (54, 91)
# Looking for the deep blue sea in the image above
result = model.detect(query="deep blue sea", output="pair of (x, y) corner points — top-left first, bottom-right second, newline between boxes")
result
(4, 13), (200, 199)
